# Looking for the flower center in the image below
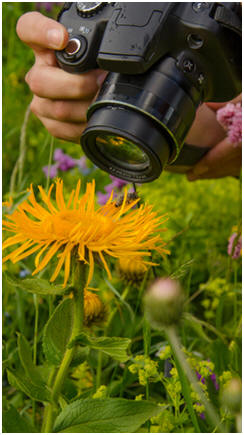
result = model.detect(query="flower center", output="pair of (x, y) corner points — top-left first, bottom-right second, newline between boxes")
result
(41, 210), (81, 239)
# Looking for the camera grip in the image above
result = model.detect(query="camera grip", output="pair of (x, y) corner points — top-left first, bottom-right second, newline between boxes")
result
(170, 144), (209, 167)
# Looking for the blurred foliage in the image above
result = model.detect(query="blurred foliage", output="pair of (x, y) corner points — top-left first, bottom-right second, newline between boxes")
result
(2, 2), (242, 433)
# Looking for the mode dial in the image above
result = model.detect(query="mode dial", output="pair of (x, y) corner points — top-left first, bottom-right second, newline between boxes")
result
(76, 2), (105, 16)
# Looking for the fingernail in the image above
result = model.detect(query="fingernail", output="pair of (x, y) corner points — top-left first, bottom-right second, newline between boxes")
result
(47, 28), (64, 49)
(97, 72), (107, 87)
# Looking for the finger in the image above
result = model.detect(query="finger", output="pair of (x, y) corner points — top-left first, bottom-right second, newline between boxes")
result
(187, 138), (241, 180)
(25, 65), (101, 99)
(187, 156), (241, 179)
(38, 116), (86, 143)
(30, 96), (90, 123)
(187, 104), (225, 148)
(16, 12), (69, 51)
(206, 94), (242, 113)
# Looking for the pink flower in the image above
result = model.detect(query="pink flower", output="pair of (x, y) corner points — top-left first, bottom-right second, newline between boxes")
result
(228, 233), (242, 259)
(217, 103), (242, 145)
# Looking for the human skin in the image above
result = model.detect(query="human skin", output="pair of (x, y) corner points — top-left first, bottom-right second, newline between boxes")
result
(16, 12), (241, 180)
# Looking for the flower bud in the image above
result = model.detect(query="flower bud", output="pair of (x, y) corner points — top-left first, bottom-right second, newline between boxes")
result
(117, 256), (148, 286)
(144, 278), (184, 328)
(84, 290), (106, 327)
(222, 378), (242, 414)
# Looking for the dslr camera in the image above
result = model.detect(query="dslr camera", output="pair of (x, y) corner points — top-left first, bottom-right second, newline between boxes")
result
(56, 2), (241, 182)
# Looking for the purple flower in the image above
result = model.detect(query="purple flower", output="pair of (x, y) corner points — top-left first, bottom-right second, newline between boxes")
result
(42, 164), (58, 179)
(97, 191), (112, 206)
(42, 149), (92, 179)
(210, 373), (219, 391)
(97, 176), (128, 205)
(35, 2), (60, 12)
(76, 156), (90, 175)
(104, 183), (115, 194)
(19, 269), (30, 278)
(217, 103), (242, 145)
(109, 175), (128, 189)
(228, 233), (242, 259)
(54, 148), (76, 171)
(196, 369), (219, 391)
(196, 371), (205, 384)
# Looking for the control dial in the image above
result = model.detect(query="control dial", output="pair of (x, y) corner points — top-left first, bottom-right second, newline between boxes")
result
(76, 2), (105, 16)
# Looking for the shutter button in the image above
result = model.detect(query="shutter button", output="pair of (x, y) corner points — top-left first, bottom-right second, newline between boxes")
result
(64, 37), (87, 58)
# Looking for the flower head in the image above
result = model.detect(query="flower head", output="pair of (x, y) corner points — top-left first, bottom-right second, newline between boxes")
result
(228, 232), (242, 259)
(144, 278), (184, 328)
(217, 102), (242, 145)
(42, 163), (58, 179)
(84, 290), (106, 326)
(117, 255), (155, 285)
(53, 148), (76, 171)
(3, 179), (169, 287)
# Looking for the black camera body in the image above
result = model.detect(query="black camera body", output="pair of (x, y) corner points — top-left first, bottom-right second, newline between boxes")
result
(56, 2), (241, 182)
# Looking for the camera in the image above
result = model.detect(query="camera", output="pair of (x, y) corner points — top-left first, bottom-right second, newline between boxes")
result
(56, 2), (241, 183)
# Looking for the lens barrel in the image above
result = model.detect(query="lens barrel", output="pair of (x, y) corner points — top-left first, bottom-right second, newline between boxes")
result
(82, 57), (200, 182)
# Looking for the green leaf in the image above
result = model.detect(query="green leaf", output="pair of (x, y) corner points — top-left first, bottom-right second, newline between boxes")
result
(7, 369), (51, 402)
(54, 398), (162, 433)
(183, 314), (211, 343)
(70, 332), (131, 362)
(5, 274), (66, 295)
(3, 405), (37, 433)
(18, 333), (46, 386)
(184, 313), (227, 343)
(43, 298), (74, 365)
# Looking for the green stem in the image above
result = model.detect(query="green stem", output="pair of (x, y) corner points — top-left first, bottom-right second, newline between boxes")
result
(96, 285), (130, 390)
(41, 368), (57, 432)
(18, 104), (31, 189)
(10, 104), (31, 195)
(33, 294), (39, 365)
(45, 136), (54, 192)
(143, 318), (151, 432)
(106, 285), (130, 333)
(95, 351), (103, 390)
(43, 261), (86, 433)
(165, 326), (225, 432)
(32, 294), (39, 426)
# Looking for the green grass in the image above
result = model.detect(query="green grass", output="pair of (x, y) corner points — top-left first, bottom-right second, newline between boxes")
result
(2, 3), (242, 433)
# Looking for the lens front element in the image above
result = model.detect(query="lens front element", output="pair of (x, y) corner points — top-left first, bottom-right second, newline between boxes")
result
(96, 134), (149, 169)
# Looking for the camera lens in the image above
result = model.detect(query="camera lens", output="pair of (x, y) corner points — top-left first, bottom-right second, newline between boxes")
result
(81, 57), (200, 183)
(96, 134), (149, 168)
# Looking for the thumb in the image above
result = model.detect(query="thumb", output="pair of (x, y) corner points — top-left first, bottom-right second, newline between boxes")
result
(16, 11), (69, 51)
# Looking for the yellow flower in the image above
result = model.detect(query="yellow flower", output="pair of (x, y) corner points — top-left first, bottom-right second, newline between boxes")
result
(71, 362), (93, 390)
(2, 197), (13, 209)
(117, 255), (157, 284)
(84, 290), (105, 326)
(3, 179), (169, 286)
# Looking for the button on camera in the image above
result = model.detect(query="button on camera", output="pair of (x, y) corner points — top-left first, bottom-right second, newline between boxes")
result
(183, 59), (195, 73)
(64, 37), (87, 59)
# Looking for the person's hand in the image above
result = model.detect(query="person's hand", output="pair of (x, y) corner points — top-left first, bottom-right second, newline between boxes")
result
(16, 12), (107, 143)
(187, 96), (242, 181)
